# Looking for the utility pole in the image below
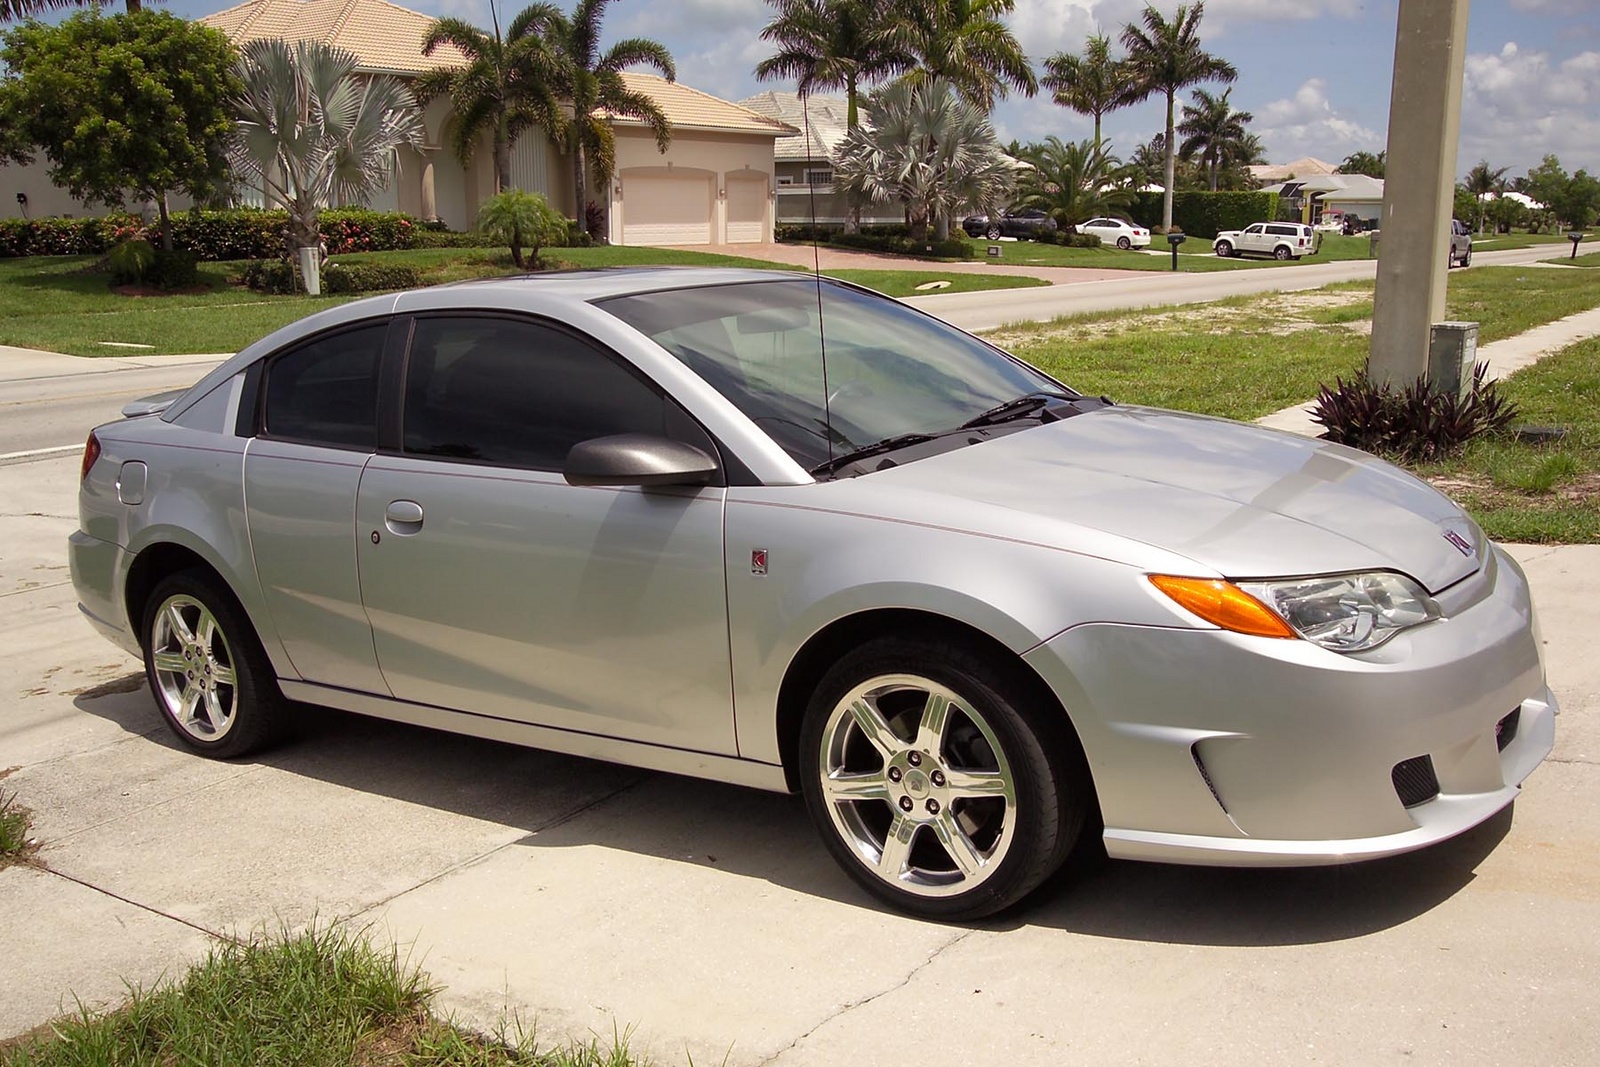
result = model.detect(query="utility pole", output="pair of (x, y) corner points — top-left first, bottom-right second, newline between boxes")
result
(1368, 0), (1471, 388)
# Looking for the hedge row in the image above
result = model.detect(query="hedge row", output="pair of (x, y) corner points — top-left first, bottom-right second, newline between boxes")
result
(238, 259), (423, 295)
(775, 224), (974, 260)
(1126, 191), (1279, 238)
(0, 208), (427, 260)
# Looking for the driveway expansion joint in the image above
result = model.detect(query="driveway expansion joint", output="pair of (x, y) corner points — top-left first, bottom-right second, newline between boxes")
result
(26, 859), (236, 946)
(753, 927), (975, 1067)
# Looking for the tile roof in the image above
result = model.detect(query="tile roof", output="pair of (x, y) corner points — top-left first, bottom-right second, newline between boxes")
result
(610, 73), (797, 138)
(1247, 156), (1340, 183)
(202, 0), (467, 75)
(737, 92), (849, 161)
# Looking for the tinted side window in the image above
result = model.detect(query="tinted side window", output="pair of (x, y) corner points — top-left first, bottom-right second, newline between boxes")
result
(402, 316), (667, 470)
(262, 323), (386, 449)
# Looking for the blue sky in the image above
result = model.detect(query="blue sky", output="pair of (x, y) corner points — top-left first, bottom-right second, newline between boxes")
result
(167, 0), (1600, 179)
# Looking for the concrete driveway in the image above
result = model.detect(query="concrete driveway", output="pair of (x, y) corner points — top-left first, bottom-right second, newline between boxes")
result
(3, 443), (1598, 1063)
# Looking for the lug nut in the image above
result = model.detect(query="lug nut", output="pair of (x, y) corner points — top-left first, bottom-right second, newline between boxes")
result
(925, 799), (940, 814)
(908, 751), (922, 767)
(930, 770), (945, 787)
(898, 796), (914, 812)
(887, 766), (903, 783)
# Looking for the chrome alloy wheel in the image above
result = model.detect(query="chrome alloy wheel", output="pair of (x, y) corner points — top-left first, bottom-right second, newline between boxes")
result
(149, 593), (239, 742)
(818, 673), (1018, 898)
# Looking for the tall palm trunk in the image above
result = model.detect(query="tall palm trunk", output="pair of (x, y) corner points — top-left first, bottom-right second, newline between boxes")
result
(844, 72), (861, 234)
(494, 123), (511, 194)
(572, 139), (587, 229)
(1162, 89), (1176, 231)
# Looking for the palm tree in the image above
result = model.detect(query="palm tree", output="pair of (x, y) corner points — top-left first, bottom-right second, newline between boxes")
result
(417, 10), (566, 197)
(1, 0), (141, 21)
(834, 77), (1014, 240)
(1177, 86), (1252, 191)
(1041, 34), (1139, 154)
(1464, 159), (1510, 234)
(1215, 130), (1266, 190)
(1016, 136), (1134, 227)
(754, 0), (908, 131)
(1339, 149), (1385, 179)
(514, 0), (675, 226)
(892, 0), (1037, 110)
(476, 188), (567, 267)
(1120, 1), (1236, 230)
(229, 38), (424, 294)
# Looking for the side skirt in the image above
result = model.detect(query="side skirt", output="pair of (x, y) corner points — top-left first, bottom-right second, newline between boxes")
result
(279, 680), (791, 793)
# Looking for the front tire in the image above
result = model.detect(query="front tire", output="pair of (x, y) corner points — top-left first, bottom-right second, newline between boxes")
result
(1215, 240), (1233, 257)
(142, 569), (285, 759)
(799, 637), (1088, 920)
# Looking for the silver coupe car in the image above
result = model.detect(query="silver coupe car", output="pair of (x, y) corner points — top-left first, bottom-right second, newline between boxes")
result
(69, 269), (1555, 920)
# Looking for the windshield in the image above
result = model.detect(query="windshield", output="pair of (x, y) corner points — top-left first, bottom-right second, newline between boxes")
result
(598, 278), (1068, 471)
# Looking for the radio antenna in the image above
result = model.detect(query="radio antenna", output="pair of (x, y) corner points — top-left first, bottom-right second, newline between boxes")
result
(801, 92), (833, 468)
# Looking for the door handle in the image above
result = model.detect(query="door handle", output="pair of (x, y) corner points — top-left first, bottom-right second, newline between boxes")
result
(384, 499), (424, 535)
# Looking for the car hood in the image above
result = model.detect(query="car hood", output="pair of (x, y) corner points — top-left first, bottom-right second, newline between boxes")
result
(850, 407), (1483, 592)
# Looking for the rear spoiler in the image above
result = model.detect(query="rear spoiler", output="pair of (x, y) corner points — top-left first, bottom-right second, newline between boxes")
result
(121, 388), (187, 419)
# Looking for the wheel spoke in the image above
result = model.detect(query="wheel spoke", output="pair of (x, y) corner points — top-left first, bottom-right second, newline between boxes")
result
(822, 771), (890, 804)
(151, 651), (187, 675)
(943, 768), (1012, 801)
(932, 813), (987, 878)
(202, 690), (229, 734)
(196, 610), (218, 652)
(177, 682), (201, 725)
(211, 662), (236, 687)
(877, 814), (916, 877)
(848, 698), (900, 759)
(164, 602), (195, 644)
(915, 692), (951, 753)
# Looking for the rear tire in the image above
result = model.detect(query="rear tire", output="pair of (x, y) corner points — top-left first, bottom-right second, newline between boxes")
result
(799, 636), (1089, 921)
(141, 569), (286, 759)
(1116, 236), (1131, 250)
(1274, 245), (1292, 260)
(986, 226), (1002, 241)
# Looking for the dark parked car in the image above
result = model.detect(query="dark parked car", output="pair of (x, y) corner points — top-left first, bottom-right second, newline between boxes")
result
(962, 210), (1058, 240)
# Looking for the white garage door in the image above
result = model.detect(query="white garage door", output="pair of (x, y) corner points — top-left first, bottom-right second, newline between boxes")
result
(622, 174), (713, 245)
(726, 178), (768, 243)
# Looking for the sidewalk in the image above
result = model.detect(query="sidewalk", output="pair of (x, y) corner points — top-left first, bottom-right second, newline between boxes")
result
(0, 344), (229, 383)
(1255, 303), (1600, 437)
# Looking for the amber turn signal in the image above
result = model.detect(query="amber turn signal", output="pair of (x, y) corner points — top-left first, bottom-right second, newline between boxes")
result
(1148, 575), (1298, 639)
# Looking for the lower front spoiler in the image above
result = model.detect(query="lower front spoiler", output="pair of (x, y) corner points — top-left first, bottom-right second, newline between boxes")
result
(1103, 688), (1557, 867)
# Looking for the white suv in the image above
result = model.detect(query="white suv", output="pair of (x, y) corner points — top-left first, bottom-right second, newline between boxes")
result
(1213, 222), (1318, 260)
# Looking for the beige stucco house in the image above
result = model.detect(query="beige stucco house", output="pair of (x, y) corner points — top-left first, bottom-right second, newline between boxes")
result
(737, 90), (902, 227)
(3, 0), (793, 246)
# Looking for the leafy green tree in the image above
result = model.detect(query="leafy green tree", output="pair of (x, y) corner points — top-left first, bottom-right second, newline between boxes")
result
(1016, 136), (1134, 227)
(513, 0), (675, 225)
(1339, 149), (1385, 178)
(230, 38), (424, 293)
(1519, 155), (1599, 230)
(835, 77), (1014, 240)
(755, 0), (907, 131)
(1464, 159), (1509, 233)
(417, 10), (566, 197)
(1119, 1), (1237, 230)
(477, 188), (567, 268)
(892, 0), (1037, 110)
(0, 11), (238, 248)
(1041, 33), (1138, 154)
(1177, 86), (1252, 191)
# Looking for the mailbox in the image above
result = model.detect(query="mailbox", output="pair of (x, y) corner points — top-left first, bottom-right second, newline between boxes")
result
(1569, 231), (1587, 259)
(1166, 231), (1186, 270)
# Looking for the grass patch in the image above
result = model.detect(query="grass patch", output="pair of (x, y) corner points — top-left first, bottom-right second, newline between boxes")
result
(0, 787), (35, 867)
(826, 269), (1049, 297)
(0, 924), (643, 1067)
(1415, 336), (1600, 543)
(1548, 250), (1600, 267)
(1444, 265), (1600, 341)
(1472, 231), (1599, 251)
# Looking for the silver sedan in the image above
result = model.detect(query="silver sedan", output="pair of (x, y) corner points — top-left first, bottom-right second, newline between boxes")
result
(68, 269), (1555, 919)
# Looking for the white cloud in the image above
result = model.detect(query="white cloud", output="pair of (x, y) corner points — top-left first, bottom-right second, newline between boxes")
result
(1254, 78), (1380, 162)
(1508, 0), (1600, 13)
(1459, 42), (1600, 173)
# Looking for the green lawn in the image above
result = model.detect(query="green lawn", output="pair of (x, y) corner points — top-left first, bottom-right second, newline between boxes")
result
(1545, 250), (1600, 267)
(981, 233), (1375, 273)
(1472, 231), (1599, 251)
(0, 249), (1046, 357)
(1414, 336), (1600, 543)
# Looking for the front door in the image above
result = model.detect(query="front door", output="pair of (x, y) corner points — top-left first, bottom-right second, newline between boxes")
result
(354, 314), (737, 755)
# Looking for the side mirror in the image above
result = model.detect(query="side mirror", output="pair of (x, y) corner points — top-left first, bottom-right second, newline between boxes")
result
(563, 433), (719, 488)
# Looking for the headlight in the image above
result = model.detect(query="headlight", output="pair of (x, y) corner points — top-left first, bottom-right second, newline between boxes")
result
(1236, 572), (1437, 652)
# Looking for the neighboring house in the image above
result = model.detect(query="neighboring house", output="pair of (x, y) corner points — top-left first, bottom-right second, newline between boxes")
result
(737, 91), (902, 227)
(4, 0), (792, 246)
(606, 74), (794, 245)
(1265, 173), (1385, 227)
(1247, 156), (1338, 185)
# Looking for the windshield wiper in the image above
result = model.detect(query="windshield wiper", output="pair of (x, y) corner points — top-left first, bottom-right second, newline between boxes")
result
(960, 390), (1078, 429)
(810, 433), (937, 477)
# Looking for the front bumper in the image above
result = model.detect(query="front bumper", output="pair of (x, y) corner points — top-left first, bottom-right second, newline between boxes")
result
(1023, 545), (1555, 866)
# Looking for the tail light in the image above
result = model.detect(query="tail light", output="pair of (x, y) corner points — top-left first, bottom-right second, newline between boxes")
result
(80, 432), (101, 481)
